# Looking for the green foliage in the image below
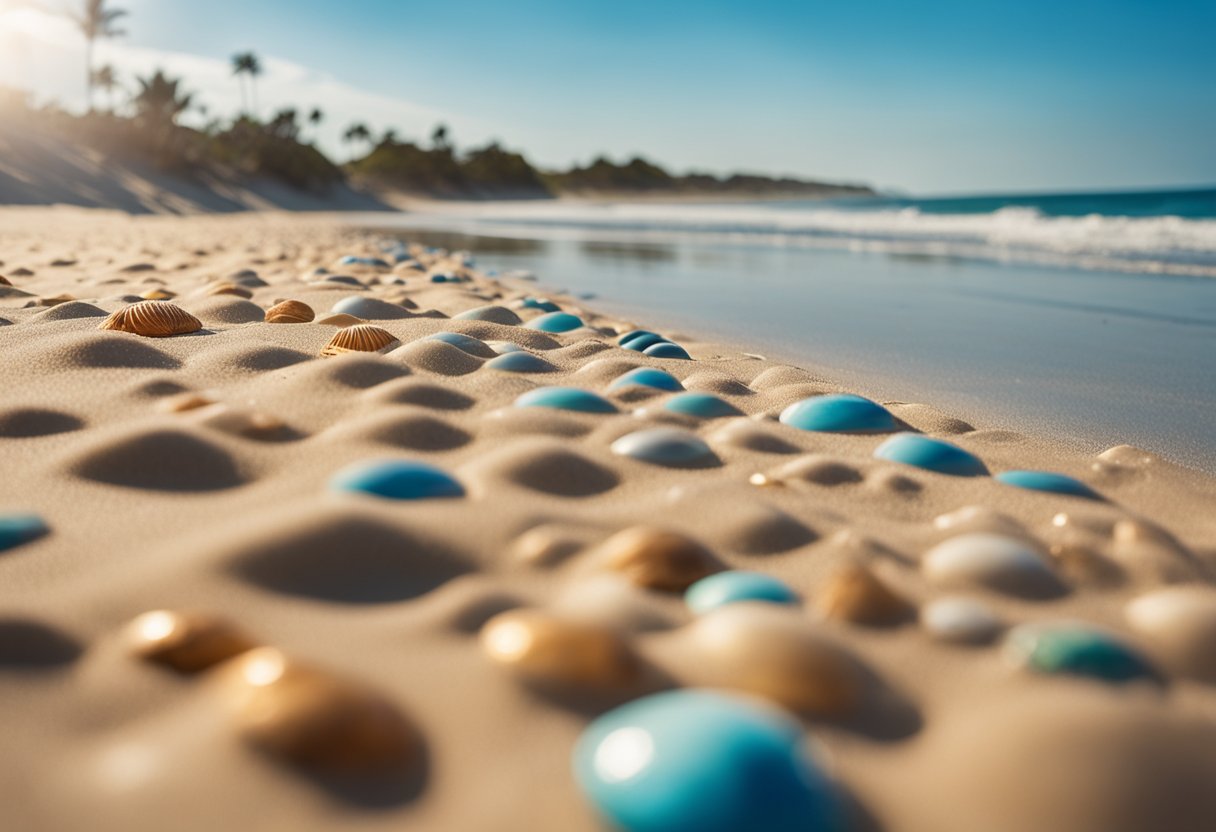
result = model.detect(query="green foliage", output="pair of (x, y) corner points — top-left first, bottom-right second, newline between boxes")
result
(349, 140), (552, 199)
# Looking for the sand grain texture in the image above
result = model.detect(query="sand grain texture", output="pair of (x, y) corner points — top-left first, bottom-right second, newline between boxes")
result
(2, 211), (1215, 832)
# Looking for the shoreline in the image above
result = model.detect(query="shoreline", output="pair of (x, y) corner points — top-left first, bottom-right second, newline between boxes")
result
(2, 211), (1215, 831)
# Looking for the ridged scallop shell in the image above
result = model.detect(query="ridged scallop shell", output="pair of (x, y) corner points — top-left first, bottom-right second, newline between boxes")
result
(265, 299), (315, 324)
(98, 300), (203, 337)
(140, 288), (177, 300)
(320, 323), (400, 357)
(206, 282), (253, 298)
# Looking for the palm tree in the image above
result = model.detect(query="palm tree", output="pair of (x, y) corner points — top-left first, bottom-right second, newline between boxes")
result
(343, 122), (372, 161)
(91, 64), (119, 113)
(133, 70), (193, 125)
(231, 51), (263, 118)
(431, 122), (450, 151)
(307, 107), (323, 142)
(68, 0), (128, 112)
(380, 128), (399, 147)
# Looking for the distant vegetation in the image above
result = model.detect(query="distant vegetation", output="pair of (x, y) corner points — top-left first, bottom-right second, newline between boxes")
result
(5, 1), (874, 203)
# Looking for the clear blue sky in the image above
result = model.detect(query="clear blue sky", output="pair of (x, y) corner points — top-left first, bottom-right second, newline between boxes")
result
(47, 0), (1216, 192)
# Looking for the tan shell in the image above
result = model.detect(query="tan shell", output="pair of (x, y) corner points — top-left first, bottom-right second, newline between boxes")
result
(593, 526), (723, 592)
(214, 647), (420, 771)
(157, 391), (218, 413)
(480, 608), (641, 690)
(265, 299), (315, 324)
(681, 604), (863, 717)
(99, 300), (203, 337)
(319, 323), (399, 357)
(126, 610), (258, 673)
(816, 564), (916, 626)
(206, 282), (253, 299)
(140, 288), (177, 300)
(39, 293), (76, 307)
(314, 312), (364, 327)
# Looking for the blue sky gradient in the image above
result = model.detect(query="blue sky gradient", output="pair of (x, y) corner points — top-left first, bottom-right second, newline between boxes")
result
(11, 0), (1216, 193)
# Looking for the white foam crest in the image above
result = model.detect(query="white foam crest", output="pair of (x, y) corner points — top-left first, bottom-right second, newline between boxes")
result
(394, 200), (1216, 277)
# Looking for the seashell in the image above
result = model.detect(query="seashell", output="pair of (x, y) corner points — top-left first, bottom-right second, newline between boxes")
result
(685, 570), (800, 614)
(621, 333), (667, 352)
(780, 394), (896, 433)
(515, 386), (617, 414)
(995, 469), (1101, 500)
(425, 331), (497, 357)
(816, 564), (915, 626)
(0, 513), (50, 553)
(125, 610), (258, 673)
(874, 433), (988, 476)
(924, 533), (1067, 599)
(574, 690), (840, 832)
(485, 351), (556, 373)
(332, 295), (413, 320)
(330, 458), (464, 500)
(1125, 586), (1216, 682)
(314, 312), (364, 327)
(205, 282), (253, 299)
(480, 608), (641, 691)
(682, 604), (864, 717)
(38, 293), (76, 306)
(156, 391), (217, 414)
(319, 323), (400, 357)
(139, 288), (176, 301)
(663, 392), (741, 419)
(265, 299), (314, 324)
(610, 427), (717, 468)
(190, 403), (287, 439)
(0, 275), (10, 286)
(920, 597), (1003, 644)
(610, 367), (683, 391)
(526, 311), (584, 332)
(592, 527), (724, 592)
(454, 305), (522, 325)
(213, 647), (421, 771)
(643, 341), (692, 360)
(98, 301), (203, 338)
(1004, 622), (1161, 685)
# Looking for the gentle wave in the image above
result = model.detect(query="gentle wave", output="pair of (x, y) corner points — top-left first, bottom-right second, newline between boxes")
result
(391, 201), (1216, 278)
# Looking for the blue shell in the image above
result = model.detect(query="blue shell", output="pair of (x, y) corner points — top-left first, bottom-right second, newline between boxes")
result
(996, 470), (1100, 499)
(685, 570), (800, 614)
(621, 333), (668, 352)
(609, 368), (684, 392)
(663, 392), (741, 419)
(574, 690), (841, 832)
(610, 427), (716, 467)
(873, 433), (988, 476)
(526, 311), (585, 333)
(642, 342), (691, 360)
(515, 386), (618, 413)
(485, 352), (556, 373)
(425, 332), (496, 357)
(618, 330), (660, 347)
(339, 255), (390, 268)
(780, 394), (896, 433)
(329, 459), (464, 500)
(0, 514), (50, 554)
(1005, 624), (1160, 684)
(520, 297), (561, 313)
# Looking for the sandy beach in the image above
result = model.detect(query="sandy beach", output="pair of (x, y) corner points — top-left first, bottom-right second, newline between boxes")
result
(3, 209), (1216, 832)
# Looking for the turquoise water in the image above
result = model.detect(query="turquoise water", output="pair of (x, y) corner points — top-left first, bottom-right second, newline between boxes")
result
(813, 186), (1216, 220)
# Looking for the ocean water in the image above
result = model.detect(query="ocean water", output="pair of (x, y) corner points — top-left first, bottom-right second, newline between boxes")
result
(374, 186), (1216, 278)
(351, 186), (1216, 473)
